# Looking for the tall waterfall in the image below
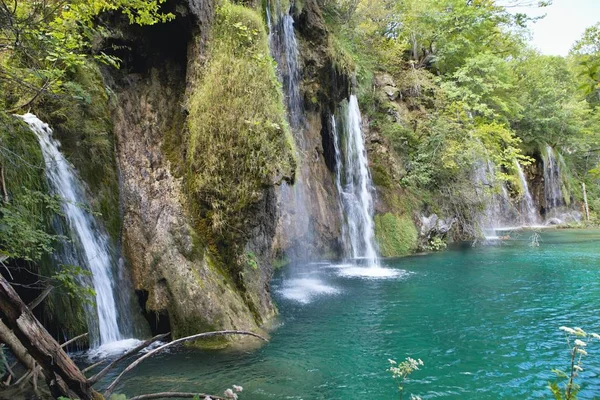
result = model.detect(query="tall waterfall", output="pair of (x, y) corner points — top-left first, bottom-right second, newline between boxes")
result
(21, 114), (131, 347)
(268, 1), (314, 258)
(542, 144), (565, 210)
(515, 161), (540, 225)
(332, 96), (379, 266)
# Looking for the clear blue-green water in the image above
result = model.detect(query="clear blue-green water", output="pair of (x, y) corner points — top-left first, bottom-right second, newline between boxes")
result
(108, 229), (600, 399)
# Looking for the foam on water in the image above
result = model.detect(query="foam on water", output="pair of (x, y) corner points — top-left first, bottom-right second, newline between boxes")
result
(87, 338), (144, 360)
(278, 278), (340, 304)
(333, 264), (409, 279)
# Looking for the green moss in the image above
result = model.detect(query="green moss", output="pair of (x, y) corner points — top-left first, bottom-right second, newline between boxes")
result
(374, 213), (418, 257)
(273, 255), (290, 270)
(0, 112), (46, 203)
(186, 1), (295, 244)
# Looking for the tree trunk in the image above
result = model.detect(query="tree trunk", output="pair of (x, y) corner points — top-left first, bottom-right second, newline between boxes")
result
(0, 275), (101, 399)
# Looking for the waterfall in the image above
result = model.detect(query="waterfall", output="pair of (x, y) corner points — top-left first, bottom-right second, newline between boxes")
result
(515, 161), (540, 225)
(332, 96), (379, 266)
(267, 1), (303, 134)
(268, 1), (314, 258)
(21, 114), (132, 347)
(542, 144), (565, 210)
(473, 158), (518, 237)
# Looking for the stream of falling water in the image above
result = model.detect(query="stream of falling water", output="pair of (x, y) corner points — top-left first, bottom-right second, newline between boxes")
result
(332, 95), (379, 266)
(515, 161), (541, 225)
(21, 114), (138, 350)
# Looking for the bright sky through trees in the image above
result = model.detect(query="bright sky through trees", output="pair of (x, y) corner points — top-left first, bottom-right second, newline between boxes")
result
(520, 0), (600, 55)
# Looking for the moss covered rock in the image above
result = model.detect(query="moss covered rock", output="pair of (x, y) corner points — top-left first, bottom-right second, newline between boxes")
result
(187, 1), (295, 238)
(374, 213), (418, 257)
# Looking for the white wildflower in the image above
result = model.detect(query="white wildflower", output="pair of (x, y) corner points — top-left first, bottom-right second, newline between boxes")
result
(224, 388), (238, 399)
(574, 327), (587, 337)
(233, 385), (243, 392)
(591, 333), (600, 340)
(560, 326), (577, 335)
(574, 365), (583, 372)
(577, 348), (588, 356)
(574, 339), (587, 347)
(388, 359), (397, 365)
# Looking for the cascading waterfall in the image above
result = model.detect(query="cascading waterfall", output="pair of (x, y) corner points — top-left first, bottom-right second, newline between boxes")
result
(542, 144), (566, 210)
(21, 114), (134, 347)
(332, 96), (379, 266)
(267, 0), (314, 258)
(515, 161), (540, 225)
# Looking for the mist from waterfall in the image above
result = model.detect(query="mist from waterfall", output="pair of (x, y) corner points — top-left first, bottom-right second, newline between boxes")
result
(21, 113), (135, 348)
(332, 96), (379, 266)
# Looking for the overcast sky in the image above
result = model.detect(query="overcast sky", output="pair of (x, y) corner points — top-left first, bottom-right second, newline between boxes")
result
(518, 0), (600, 56)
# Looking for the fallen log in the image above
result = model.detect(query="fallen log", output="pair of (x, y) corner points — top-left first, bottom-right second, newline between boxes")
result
(0, 275), (100, 399)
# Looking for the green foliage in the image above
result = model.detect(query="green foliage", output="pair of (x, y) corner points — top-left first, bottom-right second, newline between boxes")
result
(0, 0), (174, 110)
(374, 213), (418, 257)
(441, 53), (521, 121)
(423, 236), (447, 252)
(186, 1), (295, 240)
(245, 251), (259, 271)
(571, 23), (600, 101)
(0, 113), (61, 261)
(52, 264), (96, 304)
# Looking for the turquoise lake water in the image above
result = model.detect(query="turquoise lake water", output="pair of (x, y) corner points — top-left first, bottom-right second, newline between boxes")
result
(110, 229), (600, 399)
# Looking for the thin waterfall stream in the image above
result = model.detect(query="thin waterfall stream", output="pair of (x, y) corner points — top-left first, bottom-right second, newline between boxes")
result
(268, 1), (314, 259)
(21, 113), (139, 350)
(515, 161), (541, 226)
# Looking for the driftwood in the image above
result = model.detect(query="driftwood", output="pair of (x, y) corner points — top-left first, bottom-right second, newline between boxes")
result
(0, 272), (269, 400)
(0, 275), (99, 399)
(104, 330), (268, 397)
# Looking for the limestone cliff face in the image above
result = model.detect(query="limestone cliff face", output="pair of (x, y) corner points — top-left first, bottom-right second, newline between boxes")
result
(103, 0), (287, 341)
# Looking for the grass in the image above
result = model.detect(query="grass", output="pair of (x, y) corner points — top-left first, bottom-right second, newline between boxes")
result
(374, 213), (418, 257)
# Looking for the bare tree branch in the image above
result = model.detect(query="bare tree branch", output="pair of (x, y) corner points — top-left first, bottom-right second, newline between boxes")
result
(88, 332), (170, 385)
(129, 392), (227, 400)
(27, 285), (53, 311)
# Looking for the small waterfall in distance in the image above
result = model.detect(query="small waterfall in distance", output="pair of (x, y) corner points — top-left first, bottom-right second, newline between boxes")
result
(515, 161), (540, 225)
(473, 158), (515, 238)
(542, 144), (566, 210)
(21, 114), (138, 350)
(332, 95), (379, 266)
